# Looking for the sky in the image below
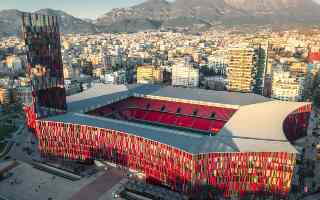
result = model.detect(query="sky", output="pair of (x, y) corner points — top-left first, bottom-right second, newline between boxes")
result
(0, 0), (148, 19)
(1, 0), (320, 19)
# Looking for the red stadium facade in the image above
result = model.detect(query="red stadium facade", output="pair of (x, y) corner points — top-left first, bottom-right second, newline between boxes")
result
(35, 119), (297, 197)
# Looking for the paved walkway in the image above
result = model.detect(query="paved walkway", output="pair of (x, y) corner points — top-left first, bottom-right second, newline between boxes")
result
(69, 168), (125, 200)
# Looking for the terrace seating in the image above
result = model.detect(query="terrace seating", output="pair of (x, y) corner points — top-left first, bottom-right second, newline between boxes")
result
(87, 97), (237, 134)
(134, 109), (147, 119)
(197, 106), (214, 118)
(214, 108), (235, 121)
(144, 111), (162, 121)
(148, 100), (163, 111)
(211, 121), (226, 133)
(283, 112), (310, 141)
(192, 118), (213, 131)
(177, 104), (196, 115)
(163, 103), (178, 113)
(175, 116), (195, 128)
(159, 113), (178, 125)
(127, 97), (146, 108)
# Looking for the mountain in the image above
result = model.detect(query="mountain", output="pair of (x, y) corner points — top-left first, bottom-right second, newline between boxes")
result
(97, 0), (320, 31)
(1, 0), (320, 37)
(0, 9), (98, 38)
(220, 0), (320, 25)
(96, 0), (170, 32)
(0, 9), (23, 37)
(35, 9), (99, 33)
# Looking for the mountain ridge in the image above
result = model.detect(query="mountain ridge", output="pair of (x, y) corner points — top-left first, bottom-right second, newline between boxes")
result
(0, 8), (99, 38)
(1, 0), (320, 37)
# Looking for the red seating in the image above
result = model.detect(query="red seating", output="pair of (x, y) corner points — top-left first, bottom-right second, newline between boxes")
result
(134, 109), (147, 119)
(148, 100), (163, 111)
(159, 113), (177, 125)
(163, 102), (178, 113)
(120, 110), (134, 120)
(213, 107), (235, 121)
(144, 111), (162, 121)
(197, 105), (213, 118)
(192, 118), (213, 131)
(210, 121), (226, 133)
(87, 96), (238, 134)
(179, 103), (197, 115)
(175, 116), (194, 128)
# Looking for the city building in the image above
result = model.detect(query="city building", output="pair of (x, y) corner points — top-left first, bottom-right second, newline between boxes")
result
(227, 48), (257, 93)
(15, 86), (32, 105)
(207, 50), (228, 77)
(64, 79), (81, 96)
(5, 55), (23, 72)
(290, 61), (308, 77)
(63, 65), (73, 80)
(271, 71), (303, 102)
(251, 41), (269, 95)
(171, 63), (199, 87)
(0, 87), (11, 105)
(137, 65), (163, 84)
(101, 70), (127, 85)
(93, 67), (106, 78)
(22, 13), (67, 121)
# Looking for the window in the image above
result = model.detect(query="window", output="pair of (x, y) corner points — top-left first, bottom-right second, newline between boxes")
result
(160, 105), (166, 112)
(176, 107), (181, 114)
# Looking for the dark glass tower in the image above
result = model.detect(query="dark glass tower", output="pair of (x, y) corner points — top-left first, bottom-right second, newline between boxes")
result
(22, 13), (66, 118)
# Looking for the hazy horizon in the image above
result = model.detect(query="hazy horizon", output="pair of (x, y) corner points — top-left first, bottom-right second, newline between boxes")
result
(0, 0), (319, 19)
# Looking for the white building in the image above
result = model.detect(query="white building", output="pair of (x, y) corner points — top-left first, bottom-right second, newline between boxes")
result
(101, 70), (127, 85)
(172, 63), (199, 87)
(207, 50), (228, 77)
(271, 71), (303, 102)
(6, 55), (22, 72)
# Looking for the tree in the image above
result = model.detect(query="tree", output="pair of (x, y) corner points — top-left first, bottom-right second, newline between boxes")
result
(302, 72), (314, 101)
(312, 87), (320, 108)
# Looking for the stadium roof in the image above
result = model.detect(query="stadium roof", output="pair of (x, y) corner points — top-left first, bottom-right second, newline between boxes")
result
(67, 84), (271, 112)
(45, 113), (236, 154)
(43, 84), (310, 154)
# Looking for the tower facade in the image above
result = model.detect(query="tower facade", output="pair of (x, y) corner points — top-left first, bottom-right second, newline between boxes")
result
(227, 48), (257, 93)
(22, 13), (66, 127)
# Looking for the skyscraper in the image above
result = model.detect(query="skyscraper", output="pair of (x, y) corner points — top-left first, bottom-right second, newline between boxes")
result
(227, 48), (257, 93)
(251, 41), (269, 95)
(22, 13), (66, 121)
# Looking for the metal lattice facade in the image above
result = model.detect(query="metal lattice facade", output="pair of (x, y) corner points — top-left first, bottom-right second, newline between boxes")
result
(35, 120), (296, 197)
(22, 13), (66, 119)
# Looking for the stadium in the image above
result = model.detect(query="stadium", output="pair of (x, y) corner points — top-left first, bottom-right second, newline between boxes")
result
(21, 13), (311, 198)
(25, 84), (311, 197)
